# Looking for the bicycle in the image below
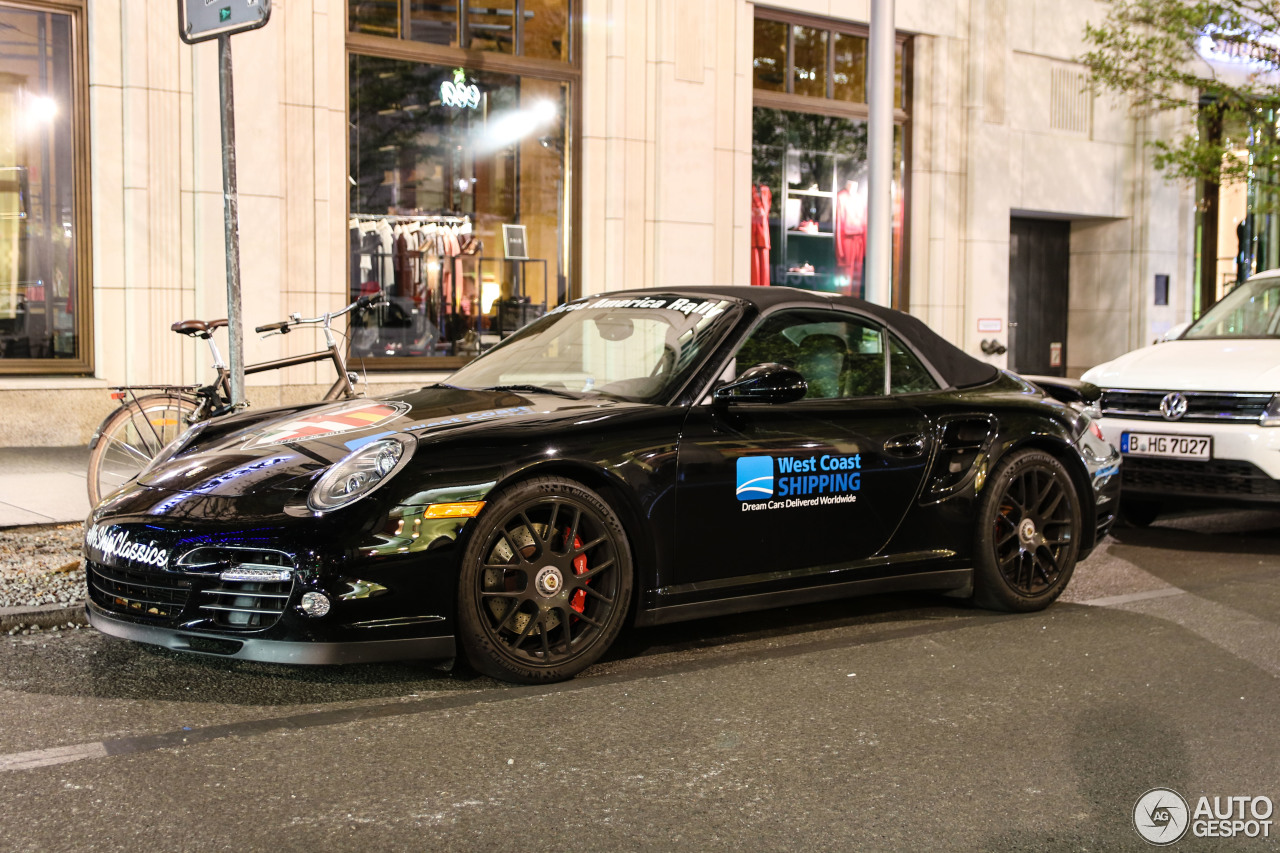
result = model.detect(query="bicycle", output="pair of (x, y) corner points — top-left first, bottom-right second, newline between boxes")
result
(86, 292), (383, 504)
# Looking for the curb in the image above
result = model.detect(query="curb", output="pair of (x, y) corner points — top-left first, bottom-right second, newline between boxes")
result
(0, 602), (88, 633)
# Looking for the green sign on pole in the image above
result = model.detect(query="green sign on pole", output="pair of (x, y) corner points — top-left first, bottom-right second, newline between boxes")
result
(178, 0), (272, 45)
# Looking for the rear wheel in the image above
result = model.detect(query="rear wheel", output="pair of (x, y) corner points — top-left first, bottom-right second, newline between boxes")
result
(457, 477), (633, 684)
(972, 449), (1082, 612)
(88, 394), (199, 504)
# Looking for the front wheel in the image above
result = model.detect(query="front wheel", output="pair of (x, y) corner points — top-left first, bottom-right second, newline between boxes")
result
(972, 449), (1082, 612)
(88, 394), (199, 505)
(457, 477), (633, 684)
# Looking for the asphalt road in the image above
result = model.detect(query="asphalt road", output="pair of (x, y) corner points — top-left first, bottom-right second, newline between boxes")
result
(0, 509), (1278, 852)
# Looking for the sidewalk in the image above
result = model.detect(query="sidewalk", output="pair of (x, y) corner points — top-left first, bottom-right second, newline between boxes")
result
(0, 447), (92, 528)
(0, 447), (90, 631)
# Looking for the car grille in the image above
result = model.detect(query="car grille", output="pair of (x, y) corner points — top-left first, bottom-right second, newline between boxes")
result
(1122, 458), (1280, 499)
(1101, 389), (1272, 422)
(88, 562), (194, 620)
(198, 579), (293, 628)
(89, 546), (297, 630)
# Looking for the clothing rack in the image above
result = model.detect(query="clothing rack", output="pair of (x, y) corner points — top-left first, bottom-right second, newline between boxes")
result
(349, 213), (482, 358)
(350, 213), (470, 224)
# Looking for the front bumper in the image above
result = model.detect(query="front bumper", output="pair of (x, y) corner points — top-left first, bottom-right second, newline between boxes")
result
(88, 601), (455, 664)
(1095, 417), (1280, 503)
(1075, 424), (1122, 548)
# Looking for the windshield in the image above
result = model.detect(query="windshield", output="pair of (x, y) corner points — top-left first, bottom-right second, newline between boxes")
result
(449, 294), (741, 403)
(1183, 277), (1280, 339)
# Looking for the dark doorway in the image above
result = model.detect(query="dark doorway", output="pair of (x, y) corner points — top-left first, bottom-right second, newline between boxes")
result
(1008, 217), (1070, 376)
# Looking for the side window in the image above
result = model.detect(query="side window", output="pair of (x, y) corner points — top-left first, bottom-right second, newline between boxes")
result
(732, 309), (887, 399)
(889, 334), (940, 393)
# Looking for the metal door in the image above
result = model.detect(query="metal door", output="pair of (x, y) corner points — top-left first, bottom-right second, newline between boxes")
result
(1009, 217), (1070, 376)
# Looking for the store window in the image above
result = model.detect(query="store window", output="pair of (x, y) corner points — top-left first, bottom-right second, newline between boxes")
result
(0, 1), (88, 374)
(1198, 108), (1280, 315)
(750, 11), (909, 308)
(349, 1), (575, 367)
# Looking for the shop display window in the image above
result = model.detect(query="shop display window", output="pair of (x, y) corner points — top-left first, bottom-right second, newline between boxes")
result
(0, 2), (88, 374)
(349, 55), (570, 365)
(750, 10), (910, 307)
(752, 108), (904, 300)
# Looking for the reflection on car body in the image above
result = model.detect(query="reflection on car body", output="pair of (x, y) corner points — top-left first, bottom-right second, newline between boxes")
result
(85, 287), (1120, 683)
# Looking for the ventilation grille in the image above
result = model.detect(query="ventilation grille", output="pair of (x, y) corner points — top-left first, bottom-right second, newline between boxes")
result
(1050, 65), (1091, 135)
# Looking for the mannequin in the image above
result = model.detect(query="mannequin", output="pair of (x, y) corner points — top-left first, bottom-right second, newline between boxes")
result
(751, 183), (772, 287)
(834, 177), (866, 298)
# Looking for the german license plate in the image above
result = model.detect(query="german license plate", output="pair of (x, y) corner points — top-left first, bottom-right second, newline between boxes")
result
(1120, 432), (1212, 461)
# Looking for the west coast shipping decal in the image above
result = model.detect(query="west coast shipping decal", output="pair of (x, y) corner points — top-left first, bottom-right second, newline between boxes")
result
(736, 453), (861, 511)
(249, 401), (411, 448)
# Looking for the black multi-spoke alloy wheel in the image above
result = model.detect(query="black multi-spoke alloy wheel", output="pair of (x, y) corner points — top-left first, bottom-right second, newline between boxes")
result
(973, 449), (1082, 612)
(457, 477), (633, 683)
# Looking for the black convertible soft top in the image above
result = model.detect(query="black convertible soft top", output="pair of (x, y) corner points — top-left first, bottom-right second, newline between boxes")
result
(589, 286), (1002, 390)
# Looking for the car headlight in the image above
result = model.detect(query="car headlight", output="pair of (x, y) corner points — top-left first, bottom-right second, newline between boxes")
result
(307, 434), (417, 512)
(1262, 395), (1280, 427)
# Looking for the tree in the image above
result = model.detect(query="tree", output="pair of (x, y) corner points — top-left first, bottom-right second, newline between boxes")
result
(1081, 0), (1280, 188)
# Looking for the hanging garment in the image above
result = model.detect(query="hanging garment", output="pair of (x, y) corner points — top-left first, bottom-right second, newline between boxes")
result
(751, 184), (772, 287)
(834, 184), (866, 298)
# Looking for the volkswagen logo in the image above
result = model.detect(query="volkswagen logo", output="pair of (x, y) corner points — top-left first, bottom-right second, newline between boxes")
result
(1159, 392), (1189, 421)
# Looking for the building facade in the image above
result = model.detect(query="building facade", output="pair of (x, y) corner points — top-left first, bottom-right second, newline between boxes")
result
(0, 0), (1197, 446)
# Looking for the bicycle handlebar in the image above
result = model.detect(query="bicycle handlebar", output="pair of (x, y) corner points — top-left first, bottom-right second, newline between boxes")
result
(254, 291), (384, 336)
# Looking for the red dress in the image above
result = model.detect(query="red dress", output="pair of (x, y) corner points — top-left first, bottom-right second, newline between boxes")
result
(751, 184), (772, 287)
(834, 185), (865, 298)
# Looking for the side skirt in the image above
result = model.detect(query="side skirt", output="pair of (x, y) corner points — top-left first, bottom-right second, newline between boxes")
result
(635, 568), (973, 627)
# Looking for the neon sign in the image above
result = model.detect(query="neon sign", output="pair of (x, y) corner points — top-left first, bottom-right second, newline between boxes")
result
(440, 68), (481, 110)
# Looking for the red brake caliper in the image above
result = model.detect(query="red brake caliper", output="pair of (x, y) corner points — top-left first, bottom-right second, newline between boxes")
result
(564, 530), (589, 613)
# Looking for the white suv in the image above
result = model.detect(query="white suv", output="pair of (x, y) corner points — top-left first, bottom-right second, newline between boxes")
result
(1082, 271), (1280, 524)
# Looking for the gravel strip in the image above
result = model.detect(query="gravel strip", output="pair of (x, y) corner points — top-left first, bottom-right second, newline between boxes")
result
(0, 522), (85, 611)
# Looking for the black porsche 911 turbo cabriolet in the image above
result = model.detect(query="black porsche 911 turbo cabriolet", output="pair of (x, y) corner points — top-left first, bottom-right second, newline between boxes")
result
(84, 286), (1120, 683)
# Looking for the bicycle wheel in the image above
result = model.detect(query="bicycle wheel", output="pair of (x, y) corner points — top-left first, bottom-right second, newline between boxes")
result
(88, 394), (199, 505)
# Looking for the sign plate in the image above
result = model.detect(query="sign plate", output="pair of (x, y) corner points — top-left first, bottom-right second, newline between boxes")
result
(502, 224), (529, 260)
(179, 0), (272, 44)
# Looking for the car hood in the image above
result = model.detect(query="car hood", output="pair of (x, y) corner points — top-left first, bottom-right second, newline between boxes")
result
(1082, 339), (1280, 392)
(135, 386), (625, 498)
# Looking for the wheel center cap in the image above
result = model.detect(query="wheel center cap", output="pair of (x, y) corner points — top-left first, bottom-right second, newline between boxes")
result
(535, 567), (564, 598)
(1019, 518), (1037, 543)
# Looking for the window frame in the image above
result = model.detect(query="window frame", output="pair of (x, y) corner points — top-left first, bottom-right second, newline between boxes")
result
(346, 1), (581, 371)
(721, 305), (944, 402)
(0, 0), (92, 376)
(751, 7), (914, 311)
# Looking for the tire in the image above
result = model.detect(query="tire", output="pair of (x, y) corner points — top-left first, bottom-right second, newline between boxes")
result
(457, 477), (633, 684)
(88, 394), (199, 505)
(1119, 498), (1161, 528)
(972, 449), (1082, 612)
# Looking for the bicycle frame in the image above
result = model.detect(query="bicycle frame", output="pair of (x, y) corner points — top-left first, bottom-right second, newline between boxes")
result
(202, 305), (359, 415)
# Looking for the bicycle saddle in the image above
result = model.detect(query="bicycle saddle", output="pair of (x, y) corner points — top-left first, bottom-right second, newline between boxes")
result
(171, 318), (228, 338)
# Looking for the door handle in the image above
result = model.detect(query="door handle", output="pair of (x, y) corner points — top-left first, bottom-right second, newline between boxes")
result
(884, 434), (927, 457)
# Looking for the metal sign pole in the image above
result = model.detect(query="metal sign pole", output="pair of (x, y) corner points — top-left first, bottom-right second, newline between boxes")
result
(217, 33), (245, 409)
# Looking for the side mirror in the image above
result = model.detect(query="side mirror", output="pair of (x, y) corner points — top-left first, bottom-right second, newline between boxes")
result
(713, 362), (807, 405)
